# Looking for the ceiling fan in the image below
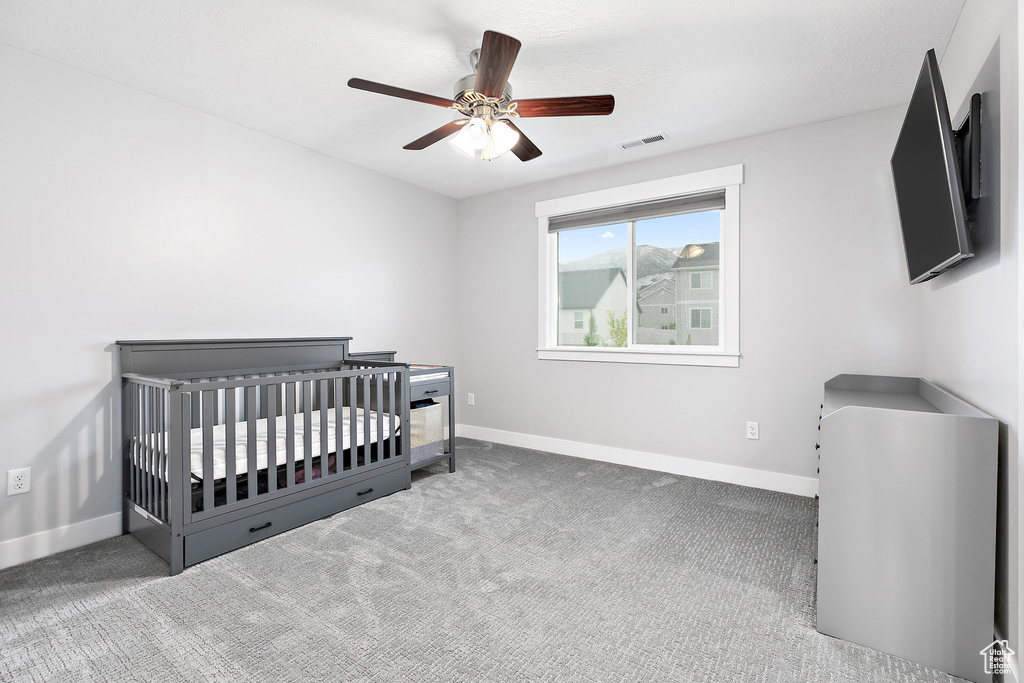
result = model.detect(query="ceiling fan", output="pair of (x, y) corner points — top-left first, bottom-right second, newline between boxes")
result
(348, 30), (615, 162)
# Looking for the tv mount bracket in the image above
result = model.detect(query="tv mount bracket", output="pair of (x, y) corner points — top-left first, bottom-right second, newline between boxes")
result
(954, 93), (982, 207)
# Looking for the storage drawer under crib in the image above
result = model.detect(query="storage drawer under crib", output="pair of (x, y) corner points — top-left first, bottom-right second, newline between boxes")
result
(184, 467), (408, 567)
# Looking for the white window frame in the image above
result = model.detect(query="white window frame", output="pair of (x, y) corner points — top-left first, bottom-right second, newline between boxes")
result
(574, 311), (585, 330)
(536, 164), (742, 367)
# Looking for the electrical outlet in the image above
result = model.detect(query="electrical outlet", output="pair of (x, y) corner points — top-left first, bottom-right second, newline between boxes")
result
(467, 393), (475, 406)
(7, 468), (30, 496)
(746, 422), (759, 440)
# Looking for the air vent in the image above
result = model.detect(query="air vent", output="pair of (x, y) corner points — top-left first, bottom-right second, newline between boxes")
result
(619, 133), (668, 150)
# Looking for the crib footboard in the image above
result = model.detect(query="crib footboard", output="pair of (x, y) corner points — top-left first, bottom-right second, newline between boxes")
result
(121, 352), (411, 575)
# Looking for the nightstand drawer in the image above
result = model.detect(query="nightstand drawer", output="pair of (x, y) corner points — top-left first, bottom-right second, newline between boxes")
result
(410, 380), (449, 401)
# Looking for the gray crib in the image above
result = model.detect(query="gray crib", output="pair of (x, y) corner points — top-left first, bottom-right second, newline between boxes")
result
(118, 337), (411, 575)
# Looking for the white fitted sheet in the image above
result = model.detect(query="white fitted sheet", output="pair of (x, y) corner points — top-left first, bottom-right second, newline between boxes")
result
(183, 407), (393, 480)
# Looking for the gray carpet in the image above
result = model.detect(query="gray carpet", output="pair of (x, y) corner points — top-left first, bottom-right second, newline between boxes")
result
(1, 439), (964, 682)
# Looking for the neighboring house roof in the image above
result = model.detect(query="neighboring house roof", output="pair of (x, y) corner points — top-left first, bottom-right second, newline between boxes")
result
(638, 279), (675, 301)
(637, 272), (674, 289)
(672, 243), (720, 269)
(558, 268), (625, 308)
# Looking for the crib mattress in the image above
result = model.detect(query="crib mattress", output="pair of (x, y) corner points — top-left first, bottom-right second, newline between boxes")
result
(132, 408), (395, 481)
(194, 408), (394, 480)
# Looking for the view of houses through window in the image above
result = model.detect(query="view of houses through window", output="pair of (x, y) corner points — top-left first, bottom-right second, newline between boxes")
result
(556, 208), (721, 347)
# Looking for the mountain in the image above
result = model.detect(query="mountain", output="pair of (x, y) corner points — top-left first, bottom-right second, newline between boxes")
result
(559, 245), (682, 280)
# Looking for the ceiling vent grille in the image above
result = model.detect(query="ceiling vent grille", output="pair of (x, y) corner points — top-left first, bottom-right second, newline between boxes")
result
(620, 133), (668, 150)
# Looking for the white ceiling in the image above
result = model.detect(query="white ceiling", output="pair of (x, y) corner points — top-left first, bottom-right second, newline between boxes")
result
(0, 0), (965, 199)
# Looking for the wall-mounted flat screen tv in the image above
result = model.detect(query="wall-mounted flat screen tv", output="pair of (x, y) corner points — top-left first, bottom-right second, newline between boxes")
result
(891, 49), (976, 284)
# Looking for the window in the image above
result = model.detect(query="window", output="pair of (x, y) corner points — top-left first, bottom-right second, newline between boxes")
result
(537, 165), (742, 367)
(690, 308), (712, 328)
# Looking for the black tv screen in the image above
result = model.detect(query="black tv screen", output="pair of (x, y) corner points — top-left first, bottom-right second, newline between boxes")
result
(891, 49), (973, 284)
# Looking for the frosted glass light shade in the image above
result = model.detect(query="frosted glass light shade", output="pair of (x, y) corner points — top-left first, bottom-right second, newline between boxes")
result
(489, 120), (520, 156)
(450, 118), (488, 157)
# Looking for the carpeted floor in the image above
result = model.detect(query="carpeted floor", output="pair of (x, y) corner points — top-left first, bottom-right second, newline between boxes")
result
(0, 439), (965, 682)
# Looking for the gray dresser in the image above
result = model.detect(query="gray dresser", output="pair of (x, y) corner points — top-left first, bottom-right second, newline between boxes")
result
(816, 374), (998, 683)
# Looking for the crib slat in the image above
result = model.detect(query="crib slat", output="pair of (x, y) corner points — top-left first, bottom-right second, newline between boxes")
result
(146, 385), (155, 513)
(266, 381), (277, 493)
(150, 386), (158, 517)
(151, 386), (159, 512)
(132, 383), (140, 505)
(191, 384), (201, 429)
(285, 382), (296, 486)
(146, 386), (153, 516)
(158, 388), (167, 521)
(319, 379), (329, 478)
(334, 378), (343, 475)
(246, 385), (258, 500)
(387, 372), (396, 461)
(153, 386), (159, 513)
(225, 387), (236, 505)
(137, 383), (145, 507)
(202, 390), (215, 514)
(349, 377), (358, 470)
(362, 374), (371, 468)
(210, 387), (220, 426)
(302, 380), (312, 483)
(139, 384), (147, 512)
(374, 374), (383, 463)
(180, 391), (192, 522)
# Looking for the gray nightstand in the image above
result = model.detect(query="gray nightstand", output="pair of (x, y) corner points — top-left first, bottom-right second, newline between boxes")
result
(408, 364), (454, 472)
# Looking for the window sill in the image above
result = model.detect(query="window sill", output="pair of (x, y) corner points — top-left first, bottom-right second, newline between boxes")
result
(537, 347), (740, 367)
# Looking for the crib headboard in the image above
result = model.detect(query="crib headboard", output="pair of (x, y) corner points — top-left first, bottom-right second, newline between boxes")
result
(116, 337), (359, 377)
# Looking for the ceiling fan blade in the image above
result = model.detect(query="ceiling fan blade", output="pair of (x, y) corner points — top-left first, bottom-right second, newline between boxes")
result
(503, 121), (542, 161)
(474, 31), (521, 98)
(348, 78), (453, 108)
(513, 95), (615, 117)
(403, 120), (467, 150)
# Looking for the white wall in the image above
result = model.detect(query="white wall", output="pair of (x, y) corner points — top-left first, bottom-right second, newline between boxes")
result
(0, 45), (458, 564)
(456, 106), (925, 492)
(927, 0), (1020, 670)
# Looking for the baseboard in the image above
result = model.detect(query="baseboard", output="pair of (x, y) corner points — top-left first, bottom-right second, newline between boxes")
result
(457, 424), (819, 498)
(0, 512), (122, 571)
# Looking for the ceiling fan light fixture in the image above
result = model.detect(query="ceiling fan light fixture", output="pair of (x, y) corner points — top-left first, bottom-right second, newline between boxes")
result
(489, 119), (520, 156)
(449, 117), (488, 157)
(451, 117), (520, 161)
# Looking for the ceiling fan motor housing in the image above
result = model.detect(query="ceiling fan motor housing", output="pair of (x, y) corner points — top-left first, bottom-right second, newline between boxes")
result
(453, 73), (514, 117)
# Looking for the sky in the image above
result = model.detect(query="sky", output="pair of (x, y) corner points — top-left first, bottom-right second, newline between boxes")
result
(557, 210), (721, 262)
